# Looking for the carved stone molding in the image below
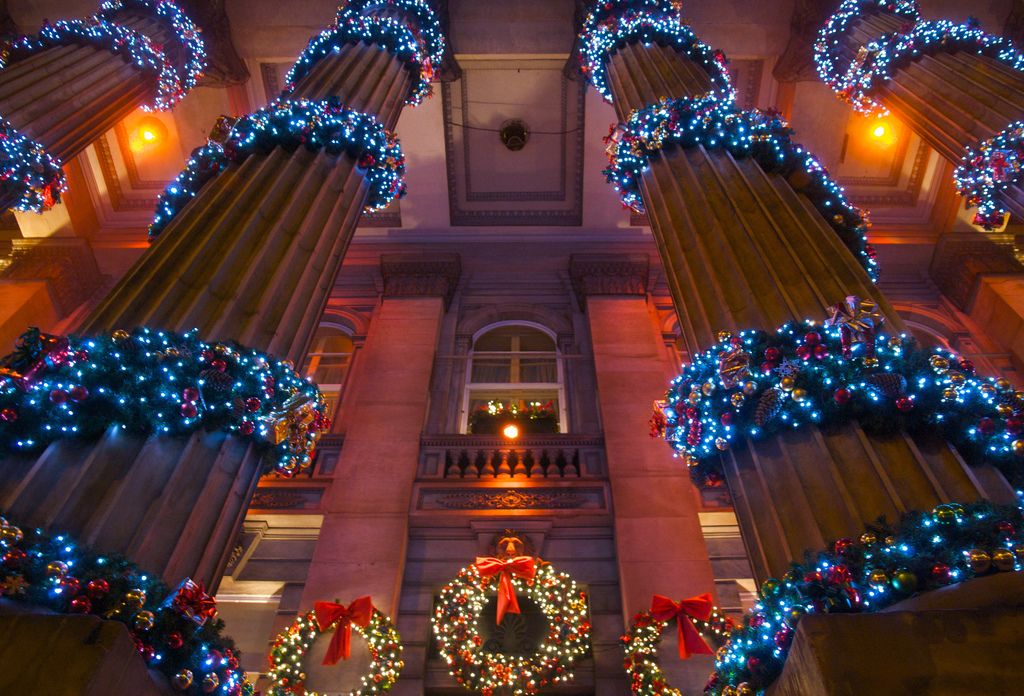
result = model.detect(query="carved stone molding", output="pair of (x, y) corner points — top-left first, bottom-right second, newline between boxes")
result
(568, 253), (650, 308)
(415, 485), (608, 512)
(2, 238), (102, 315)
(774, 0), (837, 82)
(179, 0), (249, 86)
(380, 253), (461, 308)
(930, 234), (1023, 311)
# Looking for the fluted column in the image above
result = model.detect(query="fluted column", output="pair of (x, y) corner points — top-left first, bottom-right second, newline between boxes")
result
(591, 25), (1015, 582)
(820, 4), (1024, 219)
(0, 3), (440, 589)
(0, 1), (204, 211)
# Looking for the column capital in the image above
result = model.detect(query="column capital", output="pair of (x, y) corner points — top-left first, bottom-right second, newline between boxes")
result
(568, 253), (649, 308)
(3, 237), (101, 316)
(380, 253), (461, 308)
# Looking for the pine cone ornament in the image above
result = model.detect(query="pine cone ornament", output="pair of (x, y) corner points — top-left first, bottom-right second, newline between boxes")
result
(867, 373), (907, 399)
(200, 368), (233, 394)
(754, 388), (783, 426)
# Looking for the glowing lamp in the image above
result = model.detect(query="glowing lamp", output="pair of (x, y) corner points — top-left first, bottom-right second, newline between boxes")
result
(130, 116), (167, 152)
(872, 124), (887, 138)
(502, 423), (520, 440)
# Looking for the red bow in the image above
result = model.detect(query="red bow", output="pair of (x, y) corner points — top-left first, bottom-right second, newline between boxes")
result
(649, 593), (714, 660)
(171, 578), (217, 626)
(313, 597), (374, 665)
(474, 556), (537, 625)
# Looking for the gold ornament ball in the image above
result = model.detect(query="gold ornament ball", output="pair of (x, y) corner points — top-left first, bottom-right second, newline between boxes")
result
(715, 437), (730, 451)
(930, 356), (949, 373)
(45, 561), (68, 578)
(780, 376), (796, 392)
(860, 532), (877, 546)
(165, 347), (180, 358)
(832, 213), (845, 225)
(791, 388), (808, 402)
(992, 548), (1016, 572)
(996, 378), (1012, 390)
(968, 549), (991, 574)
(1014, 543), (1024, 560)
(1, 525), (23, 544)
(717, 330), (733, 343)
(702, 381), (716, 396)
(172, 669), (193, 690)
(888, 337), (902, 349)
(1013, 440), (1024, 456)
(133, 610), (156, 632)
(202, 673), (220, 693)
(942, 388), (958, 401)
(862, 357), (879, 368)
(742, 381), (758, 396)
(1016, 390), (1024, 402)
(731, 393), (745, 407)
(123, 589), (147, 610)
(722, 686), (738, 696)
(214, 344), (230, 355)
(932, 505), (955, 524)
(892, 568), (918, 593)
(111, 329), (130, 342)
(997, 404), (1014, 417)
(949, 373), (966, 386)
(687, 392), (701, 405)
(737, 683), (755, 696)
(868, 569), (888, 588)
(884, 535), (896, 546)
(979, 384), (997, 398)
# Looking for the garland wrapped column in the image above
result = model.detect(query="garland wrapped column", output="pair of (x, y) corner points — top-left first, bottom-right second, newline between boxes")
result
(815, 0), (1024, 227)
(0, 1), (448, 588)
(578, 0), (1015, 583)
(0, 0), (206, 212)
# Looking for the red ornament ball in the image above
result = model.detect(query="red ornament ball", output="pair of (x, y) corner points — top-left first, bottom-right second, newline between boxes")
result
(930, 562), (951, 584)
(958, 358), (975, 374)
(1007, 417), (1024, 435)
(804, 332), (821, 346)
(210, 359), (228, 372)
(86, 579), (109, 599)
(760, 361), (775, 373)
(70, 386), (89, 402)
(0, 407), (17, 423)
(239, 420), (255, 436)
(244, 397), (262, 413)
(833, 538), (854, 555)
(180, 402), (198, 418)
(803, 571), (822, 583)
(61, 576), (81, 596)
(182, 387), (200, 403)
(833, 388), (852, 405)
(978, 417), (996, 434)
(720, 412), (733, 426)
(814, 344), (830, 360)
(69, 595), (92, 614)
(795, 345), (811, 360)
(764, 347), (782, 362)
(996, 520), (1015, 536)
(895, 397), (914, 412)
(166, 631), (184, 650)
(49, 389), (69, 404)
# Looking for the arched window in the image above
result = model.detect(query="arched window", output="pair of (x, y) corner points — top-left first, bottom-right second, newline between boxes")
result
(462, 322), (566, 434)
(301, 325), (354, 419)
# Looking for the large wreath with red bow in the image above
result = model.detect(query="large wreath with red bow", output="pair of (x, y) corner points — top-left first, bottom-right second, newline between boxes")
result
(267, 597), (403, 695)
(622, 594), (735, 695)
(431, 556), (592, 695)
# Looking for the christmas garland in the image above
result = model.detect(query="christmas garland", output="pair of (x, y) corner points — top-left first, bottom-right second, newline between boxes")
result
(267, 603), (403, 695)
(705, 500), (1024, 695)
(954, 120), (1024, 230)
(654, 297), (1024, 489)
(580, 0), (682, 38)
(283, 15), (433, 106)
(578, 6), (734, 103)
(622, 603), (734, 696)
(818, 8), (1024, 117)
(0, 512), (252, 695)
(432, 559), (592, 695)
(97, 0), (207, 102)
(1, 19), (183, 112)
(148, 98), (405, 240)
(0, 326), (330, 476)
(813, 1), (919, 93)
(0, 118), (66, 212)
(603, 97), (878, 279)
(338, 0), (446, 70)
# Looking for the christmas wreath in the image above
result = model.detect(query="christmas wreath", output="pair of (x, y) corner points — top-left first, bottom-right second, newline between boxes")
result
(621, 595), (734, 696)
(432, 555), (592, 695)
(267, 598), (404, 695)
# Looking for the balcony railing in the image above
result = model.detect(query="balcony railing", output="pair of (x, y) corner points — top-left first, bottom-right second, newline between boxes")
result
(418, 434), (606, 480)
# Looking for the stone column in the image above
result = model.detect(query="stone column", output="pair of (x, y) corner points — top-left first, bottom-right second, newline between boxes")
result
(0, 4), (442, 588)
(819, 3), (1024, 217)
(0, 0), (204, 210)
(582, 8), (1015, 583)
(297, 254), (457, 689)
(570, 252), (717, 689)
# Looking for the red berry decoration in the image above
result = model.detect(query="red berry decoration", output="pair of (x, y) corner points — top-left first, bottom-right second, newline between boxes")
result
(0, 407), (16, 423)
(774, 627), (793, 648)
(244, 397), (262, 413)
(180, 402), (198, 418)
(49, 389), (69, 404)
(804, 331), (821, 346)
(930, 562), (951, 584)
(239, 420), (255, 436)
(182, 386), (200, 403)
(833, 387), (852, 405)
(166, 631), (184, 650)
(978, 417), (996, 434)
(74, 349), (89, 362)
(70, 386), (88, 402)
(69, 596), (92, 614)
(827, 564), (852, 584)
(895, 396), (914, 412)
(833, 538), (854, 555)
(86, 579), (109, 599)
(211, 359), (228, 372)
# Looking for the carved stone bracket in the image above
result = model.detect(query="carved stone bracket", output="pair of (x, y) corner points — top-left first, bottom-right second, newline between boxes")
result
(930, 233), (1023, 311)
(2, 237), (102, 316)
(568, 253), (650, 308)
(380, 252), (461, 308)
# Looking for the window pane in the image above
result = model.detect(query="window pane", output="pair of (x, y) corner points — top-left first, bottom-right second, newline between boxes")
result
(467, 396), (560, 434)
(471, 358), (511, 383)
(474, 325), (554, 352)
(519, 358), (557, 383)
(312, 356), (349, 385)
